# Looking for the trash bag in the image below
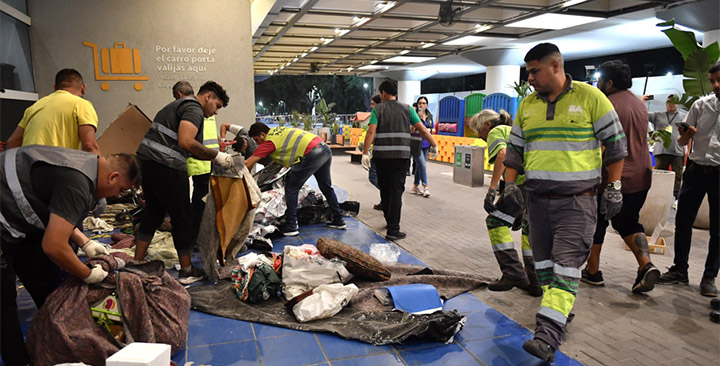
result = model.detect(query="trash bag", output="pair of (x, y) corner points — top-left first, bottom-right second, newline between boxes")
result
(291, 283), (359, 322)
(281, 246), (352, 300)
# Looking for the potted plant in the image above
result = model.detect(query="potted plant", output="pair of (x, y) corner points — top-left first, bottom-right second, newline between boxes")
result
(510, 80), (533, 102)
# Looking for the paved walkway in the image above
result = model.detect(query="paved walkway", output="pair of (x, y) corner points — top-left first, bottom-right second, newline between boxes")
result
(330, 153), (719, 366)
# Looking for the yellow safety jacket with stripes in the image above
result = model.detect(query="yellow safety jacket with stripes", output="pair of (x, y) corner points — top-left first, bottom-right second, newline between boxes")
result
(266, 126), (317, 167)
(187, 116), (219, 176)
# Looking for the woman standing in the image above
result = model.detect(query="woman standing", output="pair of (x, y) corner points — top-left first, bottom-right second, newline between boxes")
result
(410, 96), (434, 197)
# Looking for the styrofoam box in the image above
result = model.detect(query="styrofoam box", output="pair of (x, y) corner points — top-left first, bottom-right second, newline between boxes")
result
(106, 342), (170, 366)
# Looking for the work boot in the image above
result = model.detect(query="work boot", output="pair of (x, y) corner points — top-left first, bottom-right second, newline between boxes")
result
(386, 231), (406, 241)
(488, 275), (530, 292)
(657, 266), (689, 285)
(711, 298), (720, 311)
(700, 276), (717, 297)
(632, 262), (660, 293)
(711, 310), (720, 324)
(523, 338), (555, 362)
(373, 202), (383, 210)
(581, 267), (605, 286)
(522, 256), (543, 297)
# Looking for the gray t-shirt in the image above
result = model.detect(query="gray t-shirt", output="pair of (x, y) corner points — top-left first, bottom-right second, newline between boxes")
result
(648, 110), (687, 157)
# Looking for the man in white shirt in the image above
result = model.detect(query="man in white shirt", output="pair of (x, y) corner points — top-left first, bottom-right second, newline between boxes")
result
(658, 62), (720, 298)
(644, 94), (688, 198)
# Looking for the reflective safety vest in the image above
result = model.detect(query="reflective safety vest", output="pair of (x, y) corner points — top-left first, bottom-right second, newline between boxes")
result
(187, 116), (219, 176)
(487, 125), (525, 186)
(372, 100), (412, 159)
(0, 146), (97, 240)
(137, 96), (202, 172)
(266, 127), (317, 167)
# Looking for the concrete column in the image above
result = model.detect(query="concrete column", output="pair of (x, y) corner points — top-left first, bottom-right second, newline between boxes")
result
(372, 77), (384, 95)
(703, 29), (720, 48)
(398, 80), (421, 104)
(485, 65), (520, 95)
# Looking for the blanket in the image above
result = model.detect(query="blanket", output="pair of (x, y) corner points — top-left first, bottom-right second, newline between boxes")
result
(188, 264), (490, 345)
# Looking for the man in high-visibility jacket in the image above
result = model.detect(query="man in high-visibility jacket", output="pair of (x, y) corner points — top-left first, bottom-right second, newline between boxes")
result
(246, 123), (345, 236)
(504, 43), (627, 362)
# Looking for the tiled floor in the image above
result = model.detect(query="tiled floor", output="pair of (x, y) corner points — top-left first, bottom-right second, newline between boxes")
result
(11, 217), (583, 366)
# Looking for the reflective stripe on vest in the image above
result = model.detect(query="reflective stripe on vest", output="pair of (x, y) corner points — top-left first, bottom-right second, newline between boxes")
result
(0, 212), (25, 238)
(267, 127), (316, 167)
(151, 122), (178, 140)
(142, 138), (187, 162)
(4, 149), (45, 231)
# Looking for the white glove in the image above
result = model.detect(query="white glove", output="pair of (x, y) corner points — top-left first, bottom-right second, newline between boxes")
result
(83, 264), (108, 284)
(114, 257), (126, 269)
(428, 145), (439, 159)
(361, 154), (371, 171)
(214, 151), (235, 168)
(228, 124), (243, 136)
(82, 239), (109, 257)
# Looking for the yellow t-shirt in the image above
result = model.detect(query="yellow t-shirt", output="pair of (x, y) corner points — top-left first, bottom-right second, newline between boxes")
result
(18, 90), (99, 150)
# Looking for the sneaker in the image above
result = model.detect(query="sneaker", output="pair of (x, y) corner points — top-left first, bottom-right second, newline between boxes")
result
(581, 268), (605, 286)
(386, 231), (406, 241)
(278, 222), (299, 237)
(488, 275), (530, 292)
(178, 266), (205, 285)
(410, 186), (422, 195)
(422, 187), (431, 197)
(657, 266), (689, 285)
(373, 202), (383, 210)
(523, 338), (555, 363)
(700, 276), (717, 297)
(632, 262), (660, 293)
(327, 217), (347, 230)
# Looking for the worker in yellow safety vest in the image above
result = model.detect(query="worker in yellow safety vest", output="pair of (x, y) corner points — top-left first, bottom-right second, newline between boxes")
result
(245, 123), (345, 237)
(503, 43), (627, 362)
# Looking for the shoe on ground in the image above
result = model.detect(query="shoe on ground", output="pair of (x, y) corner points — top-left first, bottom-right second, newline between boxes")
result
(488, 275), (530, 292)
(278, 222), (299, 237)
(657, 266), (689, 285)
(386, 231), (406, 241)
(632, 262), (660, 293)
(519, 283), (544, 297)
(711, 297), (720, 311)
(410, 186), (422, 195)
(581, 267), (605, 286)
(523, 338), (555, 363)
(327, 217), (347, 230)
(711, 310), (720, 323)
(373, 202), (383, 210)
(178, 266), (205, 285)
(422, 187), (431, 197)
(700, 276), (717, 297)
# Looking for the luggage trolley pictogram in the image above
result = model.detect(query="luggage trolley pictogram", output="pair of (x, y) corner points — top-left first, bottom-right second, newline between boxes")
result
(83, 41), (149, 91)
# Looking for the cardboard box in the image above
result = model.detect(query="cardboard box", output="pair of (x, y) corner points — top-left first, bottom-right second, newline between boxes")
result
(625, 236), (666, 255)
(106, 342), (170, 366)
(97, 104), (152, 155)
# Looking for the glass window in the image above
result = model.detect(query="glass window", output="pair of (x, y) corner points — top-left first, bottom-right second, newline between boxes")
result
(1, 11), (35, 92)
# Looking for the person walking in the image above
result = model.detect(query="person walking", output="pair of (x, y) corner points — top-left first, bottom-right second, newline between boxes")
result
(504, 43), (626, 362)
(410, 96), (434, 197)
(643, 94), (687, 199)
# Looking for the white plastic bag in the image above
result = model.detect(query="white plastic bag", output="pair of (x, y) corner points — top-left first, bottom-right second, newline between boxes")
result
(369, 243), (400, 266)
(281, 246), (352, 300)
(293, 283), (359, 322)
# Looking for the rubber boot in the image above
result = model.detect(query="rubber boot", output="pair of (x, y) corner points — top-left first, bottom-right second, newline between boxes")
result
(521, 256), (543, 297)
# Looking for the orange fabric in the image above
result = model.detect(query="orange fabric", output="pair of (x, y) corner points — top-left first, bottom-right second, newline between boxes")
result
(211, 176), (251, 262)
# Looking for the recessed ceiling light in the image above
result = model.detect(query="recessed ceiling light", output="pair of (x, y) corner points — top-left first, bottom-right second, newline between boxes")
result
(384, 56), (435, 63)
(375, 1), (396, 14)
(506, 13), (603, 30)
(562, 0), (587, 7)
(474, 24), (492, 33)
(322, 38), (333, 45)
(293, 57), (298, 62)
(301, 53), (307, 57)
(399, 50), (410, 55)
(370, 60), (378, 64)
(358, 65), (385, 70)
(421, 42), (435, 48)
(443, 36), (487, 46)
(310, 46), (318, 52)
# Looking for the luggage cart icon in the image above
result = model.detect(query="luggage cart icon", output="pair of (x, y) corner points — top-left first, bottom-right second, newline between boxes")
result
(83, 41), (149, 91)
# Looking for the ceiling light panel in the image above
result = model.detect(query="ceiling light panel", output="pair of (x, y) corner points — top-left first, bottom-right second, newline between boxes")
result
(442, 36), (505, 46)
(505, 13), (603, 30)
(384, 56), (435, 63)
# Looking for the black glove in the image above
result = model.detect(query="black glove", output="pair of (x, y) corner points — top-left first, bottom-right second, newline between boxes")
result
(600, 186), (623, 220)
(503, 182), (524, 211)
(484, 188), (498, 214)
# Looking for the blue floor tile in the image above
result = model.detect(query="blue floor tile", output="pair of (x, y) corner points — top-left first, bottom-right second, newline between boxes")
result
(460, 333), (548, 366)
(188, 317), (254, 346)
(315, 332), (392, 360)
(454, 309), (529, 343)
(331, 352), (405, 366)
(186, 340), (260, 366)
(171, 348), (186, 364)
(189, 309), (224, 322)
(443, 293), (491, 314)
(257, 331), (327, 365)
(253, 322), (307, 339)
(396, 342), (482, 365)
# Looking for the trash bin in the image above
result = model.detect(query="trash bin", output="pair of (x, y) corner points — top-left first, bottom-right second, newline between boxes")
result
(453, 145), (484, 187)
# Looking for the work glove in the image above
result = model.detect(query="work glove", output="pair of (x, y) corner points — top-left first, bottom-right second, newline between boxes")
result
(83, 264), (108, 284)
(428, 145), (439, 159)
(600, 186), (623, 220)
(92, 198), (107, 218)
(503, 182), (524, 211)
(214, 151), (235, 168)
(361, 154), (371, 171)
(82, 239), (109, 257)
(484, 188), (498, 214)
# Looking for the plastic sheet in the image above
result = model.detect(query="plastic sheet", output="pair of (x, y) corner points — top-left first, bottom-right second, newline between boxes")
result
(293, 283), (359, 322)
(369, 243), (401, 266)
